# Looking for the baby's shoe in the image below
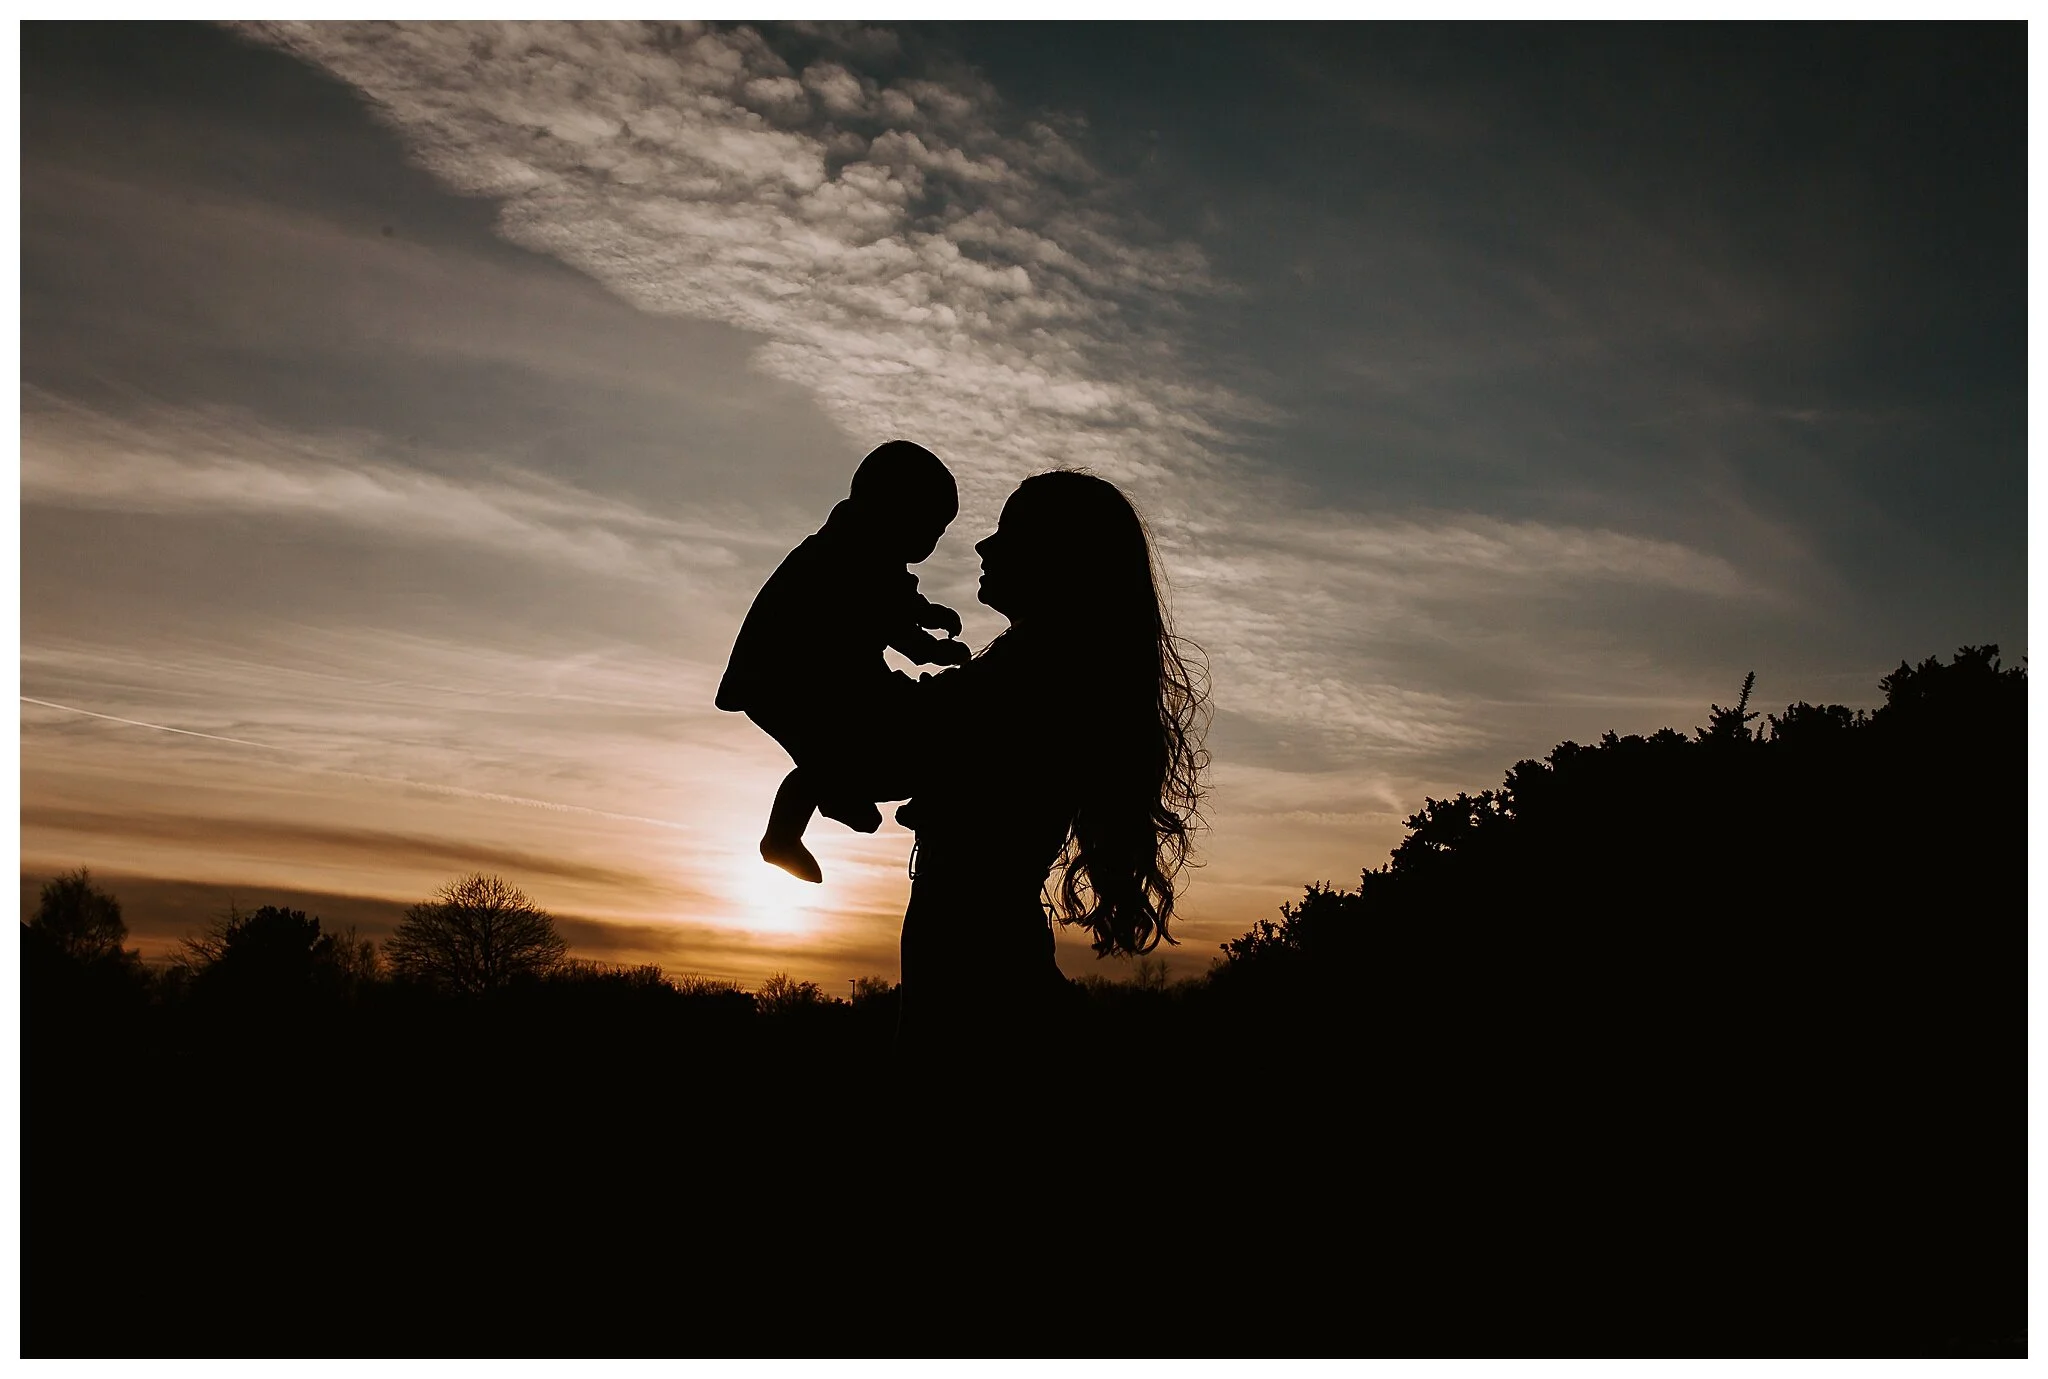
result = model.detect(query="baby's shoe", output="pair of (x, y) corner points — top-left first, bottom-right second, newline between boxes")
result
(761, 834), (823, 884)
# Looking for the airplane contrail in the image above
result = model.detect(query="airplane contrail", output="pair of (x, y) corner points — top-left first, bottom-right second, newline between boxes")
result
(20, 694), (693, 833)
(19, 696), (281, 749)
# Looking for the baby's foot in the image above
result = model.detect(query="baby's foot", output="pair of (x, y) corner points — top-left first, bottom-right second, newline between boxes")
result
(761, 835), (823, 884)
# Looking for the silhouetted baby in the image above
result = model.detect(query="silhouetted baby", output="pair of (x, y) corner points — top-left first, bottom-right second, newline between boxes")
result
(716, 440), (972, 883)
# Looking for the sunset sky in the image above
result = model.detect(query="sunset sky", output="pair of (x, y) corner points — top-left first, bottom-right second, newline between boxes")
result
(19, 22), (2025, 987)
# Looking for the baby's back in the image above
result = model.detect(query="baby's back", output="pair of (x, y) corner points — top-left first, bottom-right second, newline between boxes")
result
(716, 515), (910, 715)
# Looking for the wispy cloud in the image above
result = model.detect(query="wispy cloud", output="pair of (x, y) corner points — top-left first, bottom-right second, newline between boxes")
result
(21, 621), (924, 963)
(24, 804), (659, 890)
(22, 389), (770, 589)
(236, 21), (1247, 524)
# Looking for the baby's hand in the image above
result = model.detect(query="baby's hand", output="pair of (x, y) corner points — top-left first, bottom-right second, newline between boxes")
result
(919, 602), (963, 638)
(928, 637), (973, 667)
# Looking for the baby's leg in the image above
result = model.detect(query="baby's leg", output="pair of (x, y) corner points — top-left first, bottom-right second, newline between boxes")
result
(816, 793), (884, 834)
(760, 767), (824, 884)
(805, 677), (908, 835)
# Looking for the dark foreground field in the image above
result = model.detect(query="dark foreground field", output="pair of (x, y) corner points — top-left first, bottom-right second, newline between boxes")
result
(28, 976), (2021, 1357)
(26, 649), (2025, 1357)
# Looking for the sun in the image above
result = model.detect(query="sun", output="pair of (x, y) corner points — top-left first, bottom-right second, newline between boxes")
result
(730, 857), (823, 934)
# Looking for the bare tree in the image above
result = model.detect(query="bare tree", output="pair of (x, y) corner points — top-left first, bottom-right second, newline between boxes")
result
(172, 899), (245, 975)
(327, 925), (383, 988)
(384, 873), (567, 995)
(754, 971), (827, 1014)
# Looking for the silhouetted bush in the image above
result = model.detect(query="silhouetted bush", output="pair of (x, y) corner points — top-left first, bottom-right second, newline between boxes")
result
(22, 869), (146, 1037)
(26, 867), (138, 968)
(1203, 647), (2023, 1352)
(190, 906), (332, 999)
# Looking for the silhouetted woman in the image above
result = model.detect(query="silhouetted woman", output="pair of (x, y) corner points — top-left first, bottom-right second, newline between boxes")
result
(894, 471), (1207, 1063)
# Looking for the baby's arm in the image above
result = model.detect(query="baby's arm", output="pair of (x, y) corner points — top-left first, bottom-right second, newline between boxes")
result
(888, 624), (973, 667)
(887, 571), (965, 662)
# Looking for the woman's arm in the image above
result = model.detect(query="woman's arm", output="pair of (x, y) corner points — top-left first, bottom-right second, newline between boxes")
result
(894, 651), (979, 781)
(893, 630), (1071, 803)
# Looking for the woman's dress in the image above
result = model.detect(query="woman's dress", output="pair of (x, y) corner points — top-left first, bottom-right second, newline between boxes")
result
(896, 628), (1080, 1056)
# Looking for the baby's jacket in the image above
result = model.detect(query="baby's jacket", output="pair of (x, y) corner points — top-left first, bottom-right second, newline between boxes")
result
(716, 498), (951, 717)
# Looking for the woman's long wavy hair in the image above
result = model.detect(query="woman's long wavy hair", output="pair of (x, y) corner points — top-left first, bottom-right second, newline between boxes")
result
(1015, 471), (1209, 957)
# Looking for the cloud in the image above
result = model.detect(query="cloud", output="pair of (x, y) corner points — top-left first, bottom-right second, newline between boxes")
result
(230, 21), (1768, 766)
(21, 155), (864, 530)
(233, 20), (1239, 526)
(20, 614), (925, 955)
(23, 804), (657, 890)
(1165, 506), (1763, 767)
(20, 870), (419, 955)
(21, 388), (770, 589)
(553, 908), (904, 978)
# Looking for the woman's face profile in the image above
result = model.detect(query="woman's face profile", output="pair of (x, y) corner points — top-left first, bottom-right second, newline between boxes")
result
(975, 488), (1058, 621)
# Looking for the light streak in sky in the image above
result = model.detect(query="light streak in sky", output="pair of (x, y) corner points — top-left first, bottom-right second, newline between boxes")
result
(20, 695), (277, 749)
(19, 693), (694, 833)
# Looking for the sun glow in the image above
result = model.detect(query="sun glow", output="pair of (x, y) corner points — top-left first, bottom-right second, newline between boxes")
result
(729, 856), (825, 934)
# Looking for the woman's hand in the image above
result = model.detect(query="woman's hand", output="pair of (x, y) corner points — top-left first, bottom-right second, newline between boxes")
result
(928, 637), (973, 667)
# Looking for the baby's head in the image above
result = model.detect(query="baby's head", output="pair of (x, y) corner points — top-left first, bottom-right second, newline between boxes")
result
(849, 440), (958, 562)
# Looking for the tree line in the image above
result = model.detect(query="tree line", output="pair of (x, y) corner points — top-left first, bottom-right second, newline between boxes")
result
(24, 866), (893, 1018)
(25, 643), (2024, 1066)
